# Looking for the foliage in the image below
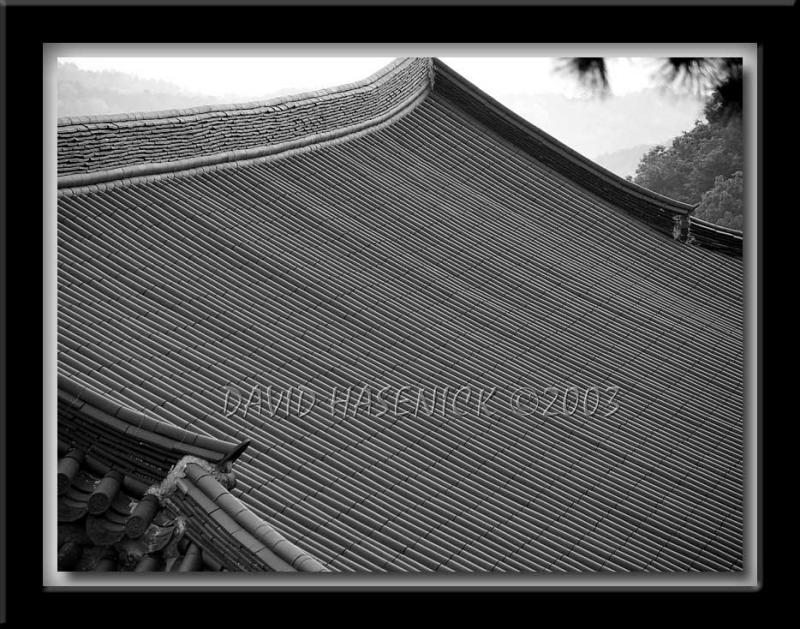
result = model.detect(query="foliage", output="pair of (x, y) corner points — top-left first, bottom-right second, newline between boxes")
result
(632, 112), (742, 205)
(694, 171), (744, 230)
(630, 88), (743, 228)
(560, 57), (744, 231)
(559, 57), (742, 119)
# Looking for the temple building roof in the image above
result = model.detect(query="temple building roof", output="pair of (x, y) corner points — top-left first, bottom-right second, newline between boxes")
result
(56, 57), (744, 573)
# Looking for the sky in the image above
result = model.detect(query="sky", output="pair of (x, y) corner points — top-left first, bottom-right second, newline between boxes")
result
(57, 56), (709, 166)
(59, 56), (677, 99)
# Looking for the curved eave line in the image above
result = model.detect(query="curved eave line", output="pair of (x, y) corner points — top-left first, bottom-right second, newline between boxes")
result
(58, 373), (248, 463)
(688, 216), (743, 256)
(58, 83), (431, 194)
(430, 59), (694, 217)
(690, 215), (744, 238)
(57, 57), (411, 128)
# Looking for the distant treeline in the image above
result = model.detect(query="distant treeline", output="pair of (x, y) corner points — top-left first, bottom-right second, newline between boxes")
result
(630, 89), (744, 231)
(57, 62), (231, 117)
(57, 62), (301, 118)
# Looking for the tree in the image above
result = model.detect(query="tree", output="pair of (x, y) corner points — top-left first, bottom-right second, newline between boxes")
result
(557, 57), (742, 120)
(694, 171), (744, 230)
(559, 57), (744, 230)
(631, 110), (742, 205)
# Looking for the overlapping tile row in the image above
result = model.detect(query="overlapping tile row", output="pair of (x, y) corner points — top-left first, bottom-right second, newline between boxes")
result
(688, 217), (744, 256)
(57, 57), (431, 179)
(57, 61), (744, 572)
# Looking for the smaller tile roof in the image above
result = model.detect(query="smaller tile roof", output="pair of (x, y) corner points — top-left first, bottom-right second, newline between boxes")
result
(58, 373), (250, 491)
(58, 447), (192, 571)
(57, 382), (328, 572)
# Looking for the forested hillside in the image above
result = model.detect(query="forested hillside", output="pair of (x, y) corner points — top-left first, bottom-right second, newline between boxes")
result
(57, 62), (303, 118)
(632, 89), (744, 230)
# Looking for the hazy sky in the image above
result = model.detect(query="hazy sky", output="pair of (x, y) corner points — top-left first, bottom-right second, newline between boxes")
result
(58, 56), (708, 161)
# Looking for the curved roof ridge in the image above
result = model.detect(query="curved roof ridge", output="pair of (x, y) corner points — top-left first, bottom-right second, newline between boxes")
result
(58, 82), (430, 195)
(180, 462), (328, 572)
(57, 57), (411, 128)
(431, 59), (694, 214)
(57, 57), (434, 188)
(429, 58), (699, 240)
(57, 57), (741, 254)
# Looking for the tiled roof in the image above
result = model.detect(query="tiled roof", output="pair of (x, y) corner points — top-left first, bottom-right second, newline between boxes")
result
(57, 441), (328, 572)
(57, 58), (745, 572)
(164, 462), (327, 571)
(57, 58), (432, 186)
(688, 216), (744, 256)
(58, 373), (249, 491)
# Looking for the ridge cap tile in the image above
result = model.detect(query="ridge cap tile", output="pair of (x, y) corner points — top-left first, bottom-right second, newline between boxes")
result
(182, 479), (220, 515)
(209, 505), (243, 535)
(254, 547), (295, 572)
(215, 492), (246, 518)
(195, 475), (228, 502)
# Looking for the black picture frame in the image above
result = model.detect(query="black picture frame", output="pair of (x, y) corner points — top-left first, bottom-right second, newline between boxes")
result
(0, 0), (779, 619)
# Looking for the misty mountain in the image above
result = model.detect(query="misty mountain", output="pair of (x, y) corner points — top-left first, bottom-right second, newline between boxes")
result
(498, 89), (704, 160)
(594, 144), (656, 179)
(57, 62), (307, 118)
